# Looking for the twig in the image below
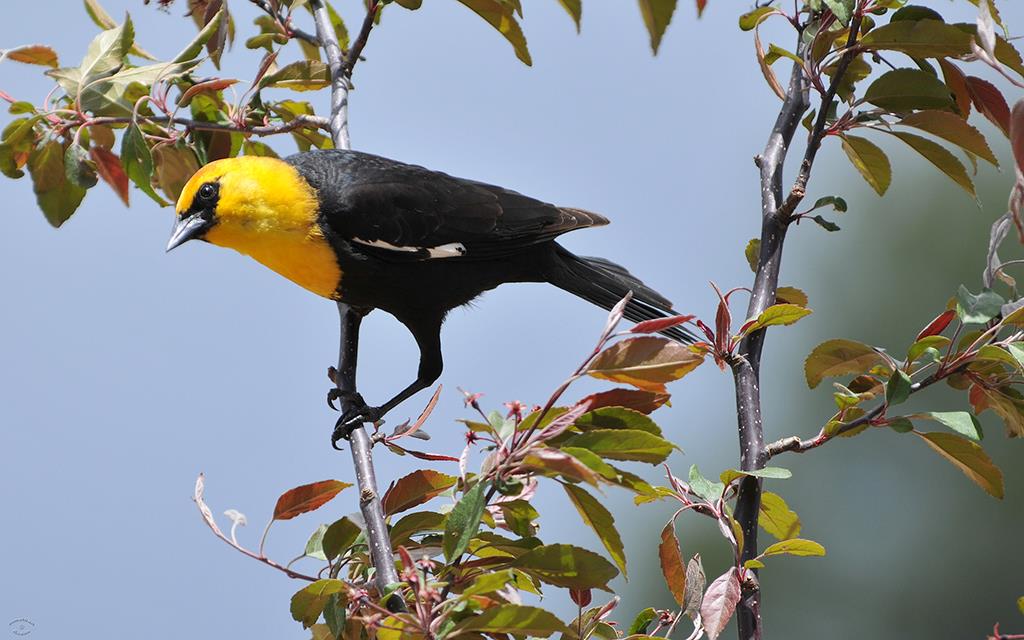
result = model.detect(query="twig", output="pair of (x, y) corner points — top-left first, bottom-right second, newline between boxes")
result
(247, 0), (320, 46)
(78, 113), (329, 136)
(783, 14), (864, 216)
(308, 0), (404, 613)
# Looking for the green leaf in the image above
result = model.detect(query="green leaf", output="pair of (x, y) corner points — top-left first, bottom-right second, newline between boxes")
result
(322, 593), (345, 639)
(776, 286), (808, 307)
(390, 511), (445, 546)
(322, 516), (361, 561)
(739, 6), (776, 31)
(452, 605), (568, 637)
(556, 0), (582, 32)
(864, 68), (956, 112)
(688, 464), (724, 501)
(443, 481), (489, 561)
(744, 238), (760, 272)
(898, 110), (998, 166)
(907, 335), (950, 364)
(915, 431), (1004, 498)
(886, 370), (913, 406)
(563, 429), (676, 464)
(955, 285), (1004, 324)
(823, 0), (855, 25)
(303, 523), (329, 561)
(587, 336), (704, 392)
(64, 143), (98, 189)
(909, 411), (983, 441)
(563, 483), (627, 577)
(742, 303), (812, 335)
(841, 135), (892, 196)
(810, 215), (841, 231)
(120, 122), (168, 206)
(82, 0), (155, 59)
(637, 0), (678, 54)
(497, 500), (539, 537)
(889, 417), (914, 433)
(886, 130), (974, 197)
(805, 339), (889, 389)
(28, 141), (87, 227)
(628, 608), (658, 635)
(456, 0), (532, 65)
(261, 60), (330, 91)
(810, 195), (848, 213)
(290, 580), (347, 629)
(762, 538), (826, 558)
(514, 543), (619, 590)
(658, 521), (686, 606)
(575, 406), (662, 436)
(381, 469), (456, 515)
(720, 467), (792, 485)
(759, 491), (801, 540)
(174, 7), (225, 63)
(1017, 595), (1023, 615)
(860, 19), (973, 58)
(458, 570), (515, 598)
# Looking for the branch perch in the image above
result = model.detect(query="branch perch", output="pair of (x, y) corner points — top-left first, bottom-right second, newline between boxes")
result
(308, 0), (404, 612)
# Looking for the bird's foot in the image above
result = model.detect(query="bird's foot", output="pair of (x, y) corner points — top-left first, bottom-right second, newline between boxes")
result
(331, 402), (383, 449)
(327, 388), (365, 411)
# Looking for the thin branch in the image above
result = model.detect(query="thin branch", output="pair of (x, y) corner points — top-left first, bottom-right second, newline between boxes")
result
(247, 0), (321, 46)
(764, 366), (962, 458)
(81, 113), (329, 136)
(309, 0), (403, 613)
(783, 14), (865, 216)
(343, 2), (380, 78)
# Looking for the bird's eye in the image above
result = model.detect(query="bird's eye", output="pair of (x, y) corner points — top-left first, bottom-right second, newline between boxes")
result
(197, 183), (218, 203)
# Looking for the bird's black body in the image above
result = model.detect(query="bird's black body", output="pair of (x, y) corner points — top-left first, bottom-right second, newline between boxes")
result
(170, 149), (692, 443)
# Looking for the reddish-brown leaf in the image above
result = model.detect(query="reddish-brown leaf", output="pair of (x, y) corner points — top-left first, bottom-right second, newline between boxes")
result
(915, 309), (956, 341)
(273, 480), (352, 521)
(965, 75), (1011, 136)
(90, 146), (129, 206)
(381, 470), (456, 515)
(1010, 99), (1024, 175)
(575, 388), (671, 415)
(569, 588), (592, 607)
(659, 522), (687, 607)
(695, 0), (708, 17)
(939, 59), (972, 118)
(700, 567), (742, 640)
(630, 314), (696, 335)
(178, 78), (239, 107)
(587, 336), (704, 392)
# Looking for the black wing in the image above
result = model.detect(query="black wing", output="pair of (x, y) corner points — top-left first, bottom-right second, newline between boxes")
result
(286, 149), (607, 260)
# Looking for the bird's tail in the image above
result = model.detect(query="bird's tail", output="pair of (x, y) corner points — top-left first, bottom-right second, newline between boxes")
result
(546, 245), (696, 343)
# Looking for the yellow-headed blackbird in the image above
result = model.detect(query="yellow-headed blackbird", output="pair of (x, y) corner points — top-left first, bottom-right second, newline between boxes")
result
(168, 150), (692, 440)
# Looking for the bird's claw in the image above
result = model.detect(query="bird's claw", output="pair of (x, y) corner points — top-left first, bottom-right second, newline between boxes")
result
(327, 389), (365, 412)
(330, 402), (383, 449)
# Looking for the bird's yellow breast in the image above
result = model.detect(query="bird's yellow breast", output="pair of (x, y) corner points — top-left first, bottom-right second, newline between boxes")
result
(181, 156), (343, 299)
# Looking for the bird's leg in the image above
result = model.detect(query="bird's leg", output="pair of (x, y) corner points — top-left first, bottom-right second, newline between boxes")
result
(330, 316), (443, 448)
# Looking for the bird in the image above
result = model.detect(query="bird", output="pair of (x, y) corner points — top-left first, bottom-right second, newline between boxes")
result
(167, 149), (694, 444)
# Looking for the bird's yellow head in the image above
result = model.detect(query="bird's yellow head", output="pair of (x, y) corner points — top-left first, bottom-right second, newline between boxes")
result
(167, 155), (343, 299)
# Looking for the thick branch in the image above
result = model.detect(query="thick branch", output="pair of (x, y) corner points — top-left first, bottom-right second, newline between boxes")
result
(309, 0), (403, 612)
(732, 55), (809, 640)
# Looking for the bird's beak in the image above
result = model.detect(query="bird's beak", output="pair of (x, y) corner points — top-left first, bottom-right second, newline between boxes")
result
(166, 213), (210, 252)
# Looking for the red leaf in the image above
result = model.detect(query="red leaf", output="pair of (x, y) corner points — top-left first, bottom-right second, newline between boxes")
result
(630, 314), (696, 335)
(695, 0), (708, 17)
(381, 469), (456, 515)
(700, 567), (742, 640)
(388, 384), (442, 442)
(969, 383), (989, 413)
(388, 445), (460, 463)
(575, 388), (671, 415)
(1010, 99), (1024, 175)
(90, 146), (129, 206)
(272, 479), (352, 521)
(569, 588), (592, 607)
(658, 522), (687, 607)
(178, 78), (239, 107)
(915, 309), (956, 341)
(965, 76), (1011, 136)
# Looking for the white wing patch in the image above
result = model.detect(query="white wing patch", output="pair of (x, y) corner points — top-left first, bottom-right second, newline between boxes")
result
(353, 237), (467, 259)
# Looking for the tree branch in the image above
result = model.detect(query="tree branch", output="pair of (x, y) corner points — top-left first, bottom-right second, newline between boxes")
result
(81, 114), (329, 136)
(247, 0), (321, 46)
(309, 0), (404, 612)
(731, 51), (810, 640)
